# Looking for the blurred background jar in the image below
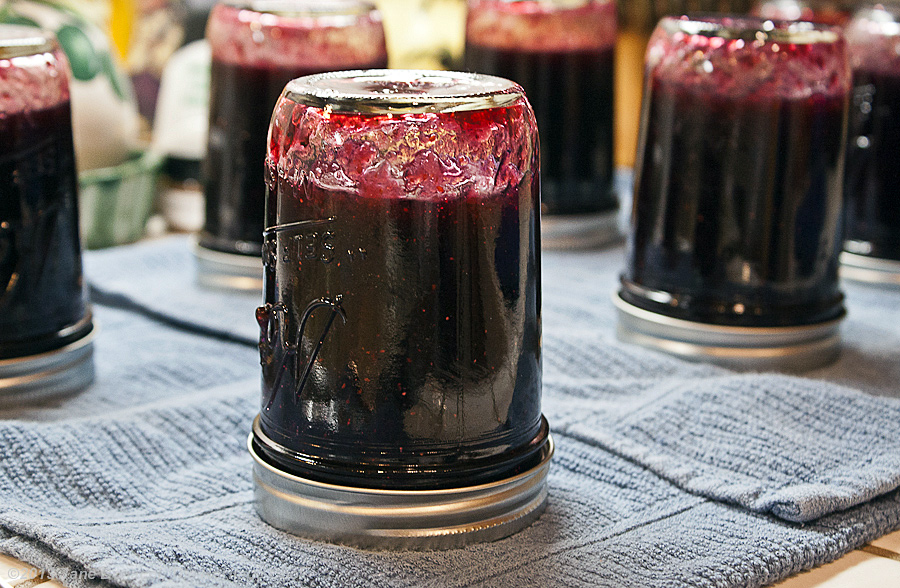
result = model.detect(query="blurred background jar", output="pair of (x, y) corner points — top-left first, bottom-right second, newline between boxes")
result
(195, 0), (388, 291)
(841, 2), (900, 285)
(0, 0), (140, 172)
(0, 25), (95, 400)
(0, 0), (164, 249)
(617, 15), (850, 370)
(465, 0), (620, 249)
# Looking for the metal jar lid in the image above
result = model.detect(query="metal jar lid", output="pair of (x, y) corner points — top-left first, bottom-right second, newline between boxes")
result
(613, 291), (843, 371)
(193, 237), (263, 292)
(0, 325), (95, 406)
(541, 209), (621, 250)
(249, 421), (554, 550)
(840, 251), (900, 287)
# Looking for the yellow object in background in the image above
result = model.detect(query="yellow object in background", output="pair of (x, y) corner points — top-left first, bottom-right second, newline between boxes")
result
(614, 29), (649, 169)
(375, 0), (466, 69)
(109, 0), (134, 60)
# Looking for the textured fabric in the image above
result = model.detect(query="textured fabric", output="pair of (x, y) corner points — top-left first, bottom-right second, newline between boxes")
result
(1, 234), (899, 588)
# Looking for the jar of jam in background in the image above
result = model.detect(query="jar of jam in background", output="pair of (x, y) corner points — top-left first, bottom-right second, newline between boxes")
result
(249, 69), (551, 548)
(0, 25), (94, 402)
(841, 3), (900, 286)
(196, 0), (388, 290)
(617, 16), (850, 371)
(464, 0), (619, 249)
(750, 0), (853, 25)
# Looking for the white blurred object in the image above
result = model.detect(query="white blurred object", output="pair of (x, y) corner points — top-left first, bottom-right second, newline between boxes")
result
(152, 39), (209, 162)
(152, 39), (210, 233)
(160, 182), (205, 232)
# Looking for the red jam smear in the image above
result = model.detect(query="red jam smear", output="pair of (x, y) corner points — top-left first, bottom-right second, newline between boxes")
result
(268, 81), (538, 203)
(0, 44), (69, 114)
(646, 16), (849, 102)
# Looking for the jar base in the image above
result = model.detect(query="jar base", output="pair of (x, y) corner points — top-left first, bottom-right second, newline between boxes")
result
(193, 237), (263, 292)
(249, 424), (553, 550)
(840, 251), (900, 287)
(613, 292), (842, 371)
(0, 325), (95, 406)
(541, 209), (621, 250)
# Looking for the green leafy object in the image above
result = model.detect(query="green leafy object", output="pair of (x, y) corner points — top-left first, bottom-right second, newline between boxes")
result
(100, 51), (129, 101)
(55, 23), (100, 81)
(0, 13), (40, 27)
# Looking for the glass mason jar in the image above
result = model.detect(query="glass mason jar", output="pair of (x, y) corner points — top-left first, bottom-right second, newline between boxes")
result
(464, 0), (619, 248)
(0, 25), (94, 398)
(617, 16), (850, 369)
(250, 70), (550, 547)
(197, 0), (388, 288)
(256, 68), (546, 487)
(841, 4), (900, 284)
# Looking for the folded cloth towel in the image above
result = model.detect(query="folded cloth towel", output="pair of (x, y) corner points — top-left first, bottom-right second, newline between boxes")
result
(0, 237), (899, 588)
(550, 372), (900, 522)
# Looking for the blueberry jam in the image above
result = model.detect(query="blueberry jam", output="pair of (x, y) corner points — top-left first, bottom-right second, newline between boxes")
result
(623, 17), (850, 327)
(255, 71), (546, 489)
(200, 1), (387, 257)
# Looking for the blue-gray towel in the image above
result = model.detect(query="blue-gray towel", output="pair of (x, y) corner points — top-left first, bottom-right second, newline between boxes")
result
(1, 234), (900, 588)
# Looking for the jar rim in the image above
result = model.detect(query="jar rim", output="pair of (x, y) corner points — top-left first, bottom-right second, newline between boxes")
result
(0, 25), (55, 60)
(659, 14), (842, 45)
(282, 69), (525, 114)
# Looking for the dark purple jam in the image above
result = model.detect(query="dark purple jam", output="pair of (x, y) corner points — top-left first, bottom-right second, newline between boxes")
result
(843, 68), (900, 261)
(200, 61), (332, 255)
(0, 101), (90, 359)
(625, 75), (848, 327)
(464, 45), (615, 215)
(255, 81), (544, 489)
